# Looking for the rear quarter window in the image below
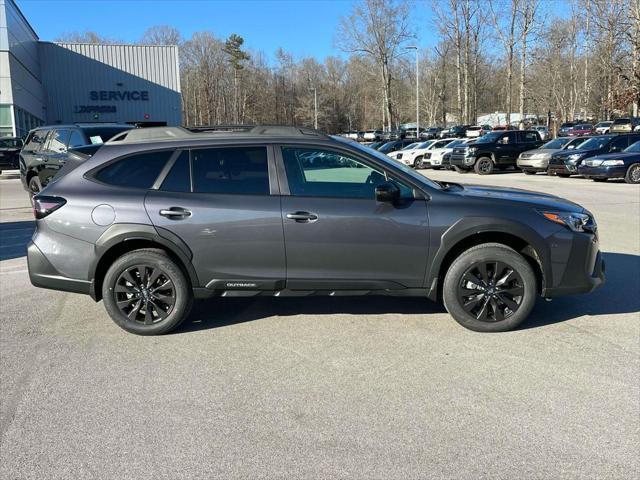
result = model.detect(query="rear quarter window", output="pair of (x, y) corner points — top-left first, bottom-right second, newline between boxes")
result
(94, 150), (173, 189)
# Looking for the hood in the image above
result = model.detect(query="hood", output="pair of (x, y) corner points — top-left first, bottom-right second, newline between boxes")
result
(586, 151), (640, 161)
(449, 184), (583, 212)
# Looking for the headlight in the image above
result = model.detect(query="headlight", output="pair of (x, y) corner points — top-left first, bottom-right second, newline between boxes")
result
(540, 210), (595, 233)
(467, 147), (477, 155)
(568, 153), (583, 162)
(602, 159), (624, 166)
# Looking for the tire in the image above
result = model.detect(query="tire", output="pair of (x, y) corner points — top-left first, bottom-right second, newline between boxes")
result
(474, 157), (494, 175)
(28, 176), (42, 194)
(442, 243), (537, 333)
(413, 156), (423, 169)
(453, 166), (469, 173)
(522, 169), (536, 175)
(102, 248), (193, 335)
(625, 163), (640, 184)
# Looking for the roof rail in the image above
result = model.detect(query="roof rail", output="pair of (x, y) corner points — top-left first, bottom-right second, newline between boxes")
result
(107, 125), (329, 145)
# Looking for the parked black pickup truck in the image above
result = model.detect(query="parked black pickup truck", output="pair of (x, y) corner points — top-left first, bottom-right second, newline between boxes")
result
(0, 137), (23, 174)
(449, 130), (543, 174)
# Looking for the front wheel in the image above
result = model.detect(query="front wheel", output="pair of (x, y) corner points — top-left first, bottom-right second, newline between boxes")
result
(474, 157), (494, 175)
(102, 249), (193, 335)
(443, 243), (537, 332)
(28, 176), (42, 194)
(413, 156), (423, 169)
(625, 163), (640, 184)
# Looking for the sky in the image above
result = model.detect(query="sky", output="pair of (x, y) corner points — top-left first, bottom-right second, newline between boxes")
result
(17, 0), (569, 64)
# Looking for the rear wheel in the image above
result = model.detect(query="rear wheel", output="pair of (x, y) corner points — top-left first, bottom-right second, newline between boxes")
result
(443, 243), (537, 332)
(28, 176), (42, 194)
(102, 249), (193, 335)
(625, 163), (640, 184)
(453, 166), (469, 173)
(474, 157), (494, 175)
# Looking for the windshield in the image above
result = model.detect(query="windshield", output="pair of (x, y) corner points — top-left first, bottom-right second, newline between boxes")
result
(336, 137), (442, 190)
(416, 141), (435, 149)
(624, 141), (640, 153)
(612, 119), (629, 125)
(402, 142), (420, 150)
(476, 132), (503, 143)
(378, 141), (398, 153)
(560, 123), (575, 128)
(83, 126), (133, 144)
(0, 138), (22, 148)
(595, 122), (612, 127)
(542, 138), (571, 149)
(577, 136), (612, 150)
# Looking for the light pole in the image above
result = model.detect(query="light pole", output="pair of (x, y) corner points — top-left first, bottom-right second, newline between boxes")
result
(406, 46), (419, 138)
(309, 87), (318, 129)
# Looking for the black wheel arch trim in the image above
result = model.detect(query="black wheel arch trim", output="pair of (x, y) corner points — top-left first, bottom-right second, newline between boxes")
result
(425, 217), (551, 300)
(89, 223), (200, 300)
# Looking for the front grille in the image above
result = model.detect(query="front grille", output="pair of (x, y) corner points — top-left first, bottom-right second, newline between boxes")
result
(549, 156), (566, 165)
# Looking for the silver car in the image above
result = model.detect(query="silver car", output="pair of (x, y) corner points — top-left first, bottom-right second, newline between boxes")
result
(517, 136), (589, 174)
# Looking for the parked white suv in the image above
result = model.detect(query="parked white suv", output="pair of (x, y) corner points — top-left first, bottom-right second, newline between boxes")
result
(594, 121), (613, 135)
(424, 138), (475, 169)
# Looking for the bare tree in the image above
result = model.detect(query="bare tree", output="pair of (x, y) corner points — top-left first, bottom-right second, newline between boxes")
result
(140, 25), (182, 45)
(517, 0), (539, 129)
(490, 0), (520, 127)
(338, 0), (413, 131)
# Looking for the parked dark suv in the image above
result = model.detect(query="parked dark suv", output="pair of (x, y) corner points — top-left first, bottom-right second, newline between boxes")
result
(547, 134), (640, 177)
(28, 126), (604, 335)
(20, 123), (134, 194)
(0, 137), (23, 173)
(450, 130), (543, 174)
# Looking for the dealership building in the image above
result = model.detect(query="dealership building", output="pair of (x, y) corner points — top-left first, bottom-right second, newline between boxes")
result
(0, 0), (181, 138)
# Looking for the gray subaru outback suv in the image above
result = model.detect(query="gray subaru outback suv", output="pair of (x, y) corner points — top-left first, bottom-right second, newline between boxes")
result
(28, 126), (604, 335)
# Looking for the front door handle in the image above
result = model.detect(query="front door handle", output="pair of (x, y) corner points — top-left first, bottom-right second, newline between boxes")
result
(286, 211), (318, 223)
(159, 207), (192, 219)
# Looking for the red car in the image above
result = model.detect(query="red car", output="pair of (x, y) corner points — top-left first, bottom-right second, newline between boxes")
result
(568, 123), (594, 136)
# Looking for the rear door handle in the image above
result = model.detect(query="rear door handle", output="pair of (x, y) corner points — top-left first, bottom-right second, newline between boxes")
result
(159, 207), (192, 219)
(286, 211), (318, 223)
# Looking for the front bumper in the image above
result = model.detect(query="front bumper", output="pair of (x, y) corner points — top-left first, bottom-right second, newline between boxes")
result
(577, 165), (626, 179)
(450, 154), (474, 167)
(542, 231), (605, 297)
(517, 158), (549, 171)
(548, 162), (579, 175)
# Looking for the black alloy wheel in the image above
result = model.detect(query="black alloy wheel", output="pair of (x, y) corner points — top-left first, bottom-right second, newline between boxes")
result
(475, 157), (494, 175)
(114, 264), (176, 325)
(29, 176), (42, 194)
(456, 261), (524, 322)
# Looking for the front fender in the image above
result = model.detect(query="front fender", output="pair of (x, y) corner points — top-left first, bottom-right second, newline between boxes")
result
(425, 216), (552, 300)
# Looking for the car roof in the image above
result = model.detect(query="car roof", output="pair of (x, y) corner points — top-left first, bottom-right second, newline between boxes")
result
(31, 123), (134, 131)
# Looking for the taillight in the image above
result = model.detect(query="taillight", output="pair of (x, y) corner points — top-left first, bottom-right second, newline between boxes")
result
(33, 195), (66, 219)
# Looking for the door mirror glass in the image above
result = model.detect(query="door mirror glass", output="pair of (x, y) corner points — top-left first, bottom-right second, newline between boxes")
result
(375, 182), (400, 203)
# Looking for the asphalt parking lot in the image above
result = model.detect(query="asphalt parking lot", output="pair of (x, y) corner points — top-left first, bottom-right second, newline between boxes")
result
(1, 170), (638, 479)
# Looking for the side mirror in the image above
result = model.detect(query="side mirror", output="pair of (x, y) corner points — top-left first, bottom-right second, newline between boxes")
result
(609, 146), (620, 152)
(375, 182), (400, 203)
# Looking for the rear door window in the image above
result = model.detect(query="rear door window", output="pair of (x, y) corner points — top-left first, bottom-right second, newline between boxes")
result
(609, 136), (630, 152)
(45, 129), (71, 153)
(191, 146), (269, 195)
(519, 131), (539, 143)
(94, 150), (173, 189)
(68, 129), (87, 148)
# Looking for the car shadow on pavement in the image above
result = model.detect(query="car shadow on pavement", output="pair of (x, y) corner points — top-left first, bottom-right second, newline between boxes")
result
(178, 251), (639, 333)
(520, 251), (640, 329)
(178, 296), (447, 333)
(0, 221), (34, 261)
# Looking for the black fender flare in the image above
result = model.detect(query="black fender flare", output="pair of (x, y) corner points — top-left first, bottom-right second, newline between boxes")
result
(89, 223), (200, 297)
(425, 217), (551, 300)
